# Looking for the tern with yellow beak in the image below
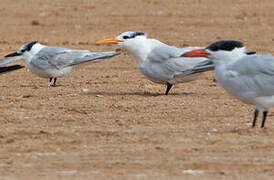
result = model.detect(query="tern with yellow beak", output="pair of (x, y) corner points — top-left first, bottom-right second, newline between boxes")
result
(97, 32), (213, 95)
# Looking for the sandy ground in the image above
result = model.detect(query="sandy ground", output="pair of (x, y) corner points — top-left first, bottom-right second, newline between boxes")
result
(1, 0), (274, 179)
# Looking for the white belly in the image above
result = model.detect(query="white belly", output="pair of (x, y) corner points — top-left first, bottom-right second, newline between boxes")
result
(214, 66), (274, 111)
(27, 62), (72, 78)
(138, 62), (200, 84)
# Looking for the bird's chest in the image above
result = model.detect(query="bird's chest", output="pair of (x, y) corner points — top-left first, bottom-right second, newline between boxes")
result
(26, 61), (50, 78)
(138, 62), (169, 84)
(215, 67), (254, 104)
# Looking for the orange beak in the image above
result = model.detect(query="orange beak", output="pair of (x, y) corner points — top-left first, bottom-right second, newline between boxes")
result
(96, 38), (123, 45)
(183, 49), (211, 58)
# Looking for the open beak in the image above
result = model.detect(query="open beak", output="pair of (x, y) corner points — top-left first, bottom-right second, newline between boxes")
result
(96, 38), (123, 45)
(5, 51), (21, 58)
(182, 49), (211, 58)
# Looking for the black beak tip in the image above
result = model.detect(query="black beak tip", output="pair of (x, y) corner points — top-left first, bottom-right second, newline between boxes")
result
(4, 52), (20, 58)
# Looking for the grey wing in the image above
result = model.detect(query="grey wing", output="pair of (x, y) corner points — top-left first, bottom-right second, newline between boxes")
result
(0, 56), (23, 66)
(148, 44), (205, 62)
(226, 54), (274, 96)
(179, 60), (215, 76)
(228, 54), (274, 76)
(31, 47), (119, 70)
(68, 50), (119, 66)
(148, 45), (210, 78)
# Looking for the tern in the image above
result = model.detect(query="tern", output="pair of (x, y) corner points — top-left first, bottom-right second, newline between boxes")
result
(96, 32), (213, 95)
(4, 41), (120, 86)
(0, 56), (24, 74)
(183, 40), (273, 128)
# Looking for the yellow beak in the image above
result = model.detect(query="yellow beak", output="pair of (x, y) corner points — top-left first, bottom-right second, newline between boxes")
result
(96, 38), (123, 45)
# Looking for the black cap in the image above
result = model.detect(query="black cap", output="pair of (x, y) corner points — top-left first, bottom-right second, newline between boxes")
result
(206, 40), (244, 52)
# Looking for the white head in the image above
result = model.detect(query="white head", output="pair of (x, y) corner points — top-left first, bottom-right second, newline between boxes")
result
(96, 32), (149, 61)
(5, 41), (42, 59)
(96, 31), (147, 48)
(116, 31), (147, 46)
(183, 40), (247, 65)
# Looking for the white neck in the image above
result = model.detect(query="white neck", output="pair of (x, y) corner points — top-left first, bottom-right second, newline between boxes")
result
(120, 37), (162, 63)
(23, 43), (45, 62)
(210, 47), (246, 66)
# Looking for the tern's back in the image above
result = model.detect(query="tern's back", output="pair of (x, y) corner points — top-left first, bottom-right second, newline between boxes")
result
(216, 54), (274, 103)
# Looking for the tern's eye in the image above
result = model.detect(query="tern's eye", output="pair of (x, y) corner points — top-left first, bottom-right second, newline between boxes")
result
(123, 36), (129, 39)
(209, 46), (218, 51)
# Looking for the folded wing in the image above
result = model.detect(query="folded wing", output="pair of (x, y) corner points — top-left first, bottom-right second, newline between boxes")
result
(225, 54), (274, 97)
(147, 44), (212, 78)
(31, 47), (119, 70)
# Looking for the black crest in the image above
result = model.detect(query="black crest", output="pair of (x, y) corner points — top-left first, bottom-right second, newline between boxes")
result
(123, 32), (145, 39)
(25, 41), (38, 51)
(134, 32), (145, 37)
(206, 40), (244, 52)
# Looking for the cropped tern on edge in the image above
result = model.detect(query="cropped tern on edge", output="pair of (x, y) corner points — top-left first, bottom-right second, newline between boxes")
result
(96, 32), (214, 95)
(4, 41), (120, 86)
(0, 56), (24, 74)
(183, 40), (272, 128)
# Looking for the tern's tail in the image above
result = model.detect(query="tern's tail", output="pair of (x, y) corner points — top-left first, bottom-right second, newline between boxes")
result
(70, 50), (120, 66)
(182, 60), (215, 75)
(0, 56), (23, 66)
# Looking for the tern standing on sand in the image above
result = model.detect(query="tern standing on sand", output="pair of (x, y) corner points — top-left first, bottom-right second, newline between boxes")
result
(5, 41), (120, 86)
(183, 40), (274, 128)
(97, 32), (213, 95)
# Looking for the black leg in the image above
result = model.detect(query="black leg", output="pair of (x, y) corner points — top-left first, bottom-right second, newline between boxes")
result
(48, 77), (53, 87)
(165, 82), (173, 95)
(53, 78), (57, 87)
(252, 109), (259, 128)
(261, 111), (268, 128)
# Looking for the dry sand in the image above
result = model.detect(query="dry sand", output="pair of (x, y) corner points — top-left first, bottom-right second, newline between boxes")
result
(0, 0), (274, 179)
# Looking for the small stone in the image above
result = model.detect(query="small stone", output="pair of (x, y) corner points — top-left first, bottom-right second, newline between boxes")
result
(181, 169), (204, 175)
(124, 129), (133, 134)
(57, 170), (77, 175)
(31, 20), (40, 26)
(91, 170), (100, 174)
(82, 88), (90, 93)
(155, 146), (164, 150)
(135, 173), (145, 179)
(219, 171), (225, 175)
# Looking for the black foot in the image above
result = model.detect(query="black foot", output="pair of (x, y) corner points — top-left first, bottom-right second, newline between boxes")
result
(48, 77), (57, 87)
(252, 109), (259, 128)
(48, 77), (53, 87)
(261, 111), (268, 128)
(53, 78), (57, 87)
(165, 82), (173, 95)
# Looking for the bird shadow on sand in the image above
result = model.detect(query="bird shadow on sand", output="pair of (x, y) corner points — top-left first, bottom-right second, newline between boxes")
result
(88, 91), (195, 97)
(18, 84), (68, 89)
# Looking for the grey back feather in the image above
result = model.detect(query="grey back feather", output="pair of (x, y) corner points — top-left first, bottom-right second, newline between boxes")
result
(30, 47), (118, 70)
(148, 45), (203, 62)
(227, 54), (274, 76)
(225, 54), (274, 96)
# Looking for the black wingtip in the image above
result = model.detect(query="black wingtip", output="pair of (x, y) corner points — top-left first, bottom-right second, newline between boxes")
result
(0, 65), (24, 74)
(246, 51), (256, 55)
